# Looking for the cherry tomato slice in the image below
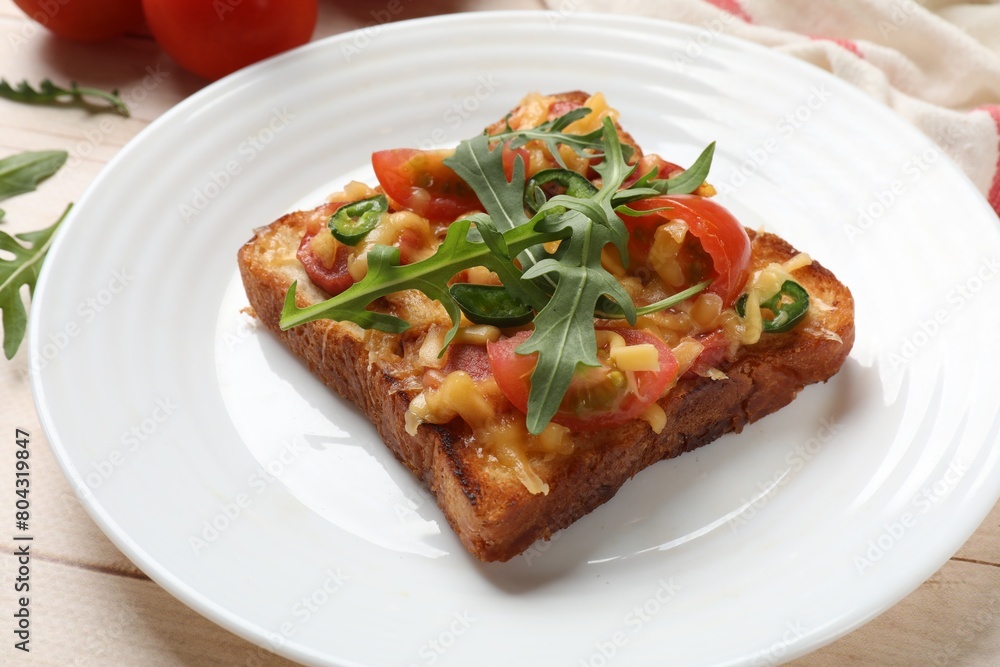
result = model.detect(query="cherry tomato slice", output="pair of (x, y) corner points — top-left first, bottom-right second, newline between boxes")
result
(487, 328), (677, 431)
(372, 143), (528, 222)
(624, 195), (751, 306)
(501, 143), (530, 182)
(372, 149), (481, 222)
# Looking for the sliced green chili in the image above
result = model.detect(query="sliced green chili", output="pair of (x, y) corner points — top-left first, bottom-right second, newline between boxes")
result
(449, 283), (534, 327)
(328, 194), (388, 245)
(735, 280), (810, 333)
(524, 168), (599, 213)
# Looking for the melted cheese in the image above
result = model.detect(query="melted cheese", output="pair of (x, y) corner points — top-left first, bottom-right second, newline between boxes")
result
(404, 372), (567, 495)
(348, 211), (433, 281)
(309, 228), (339, 268)
(327, 180), (379, 204)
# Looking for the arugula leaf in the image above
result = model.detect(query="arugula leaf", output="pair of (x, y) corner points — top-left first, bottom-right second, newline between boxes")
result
(279, 217), (566, 346)
(0, 204), (70, 359)
(0, 79), (129, 118)
(0, 151), (68, 219)
(443, 135), (556, 297)
(647, 141), (715, 195)
(514, 118), (639, 432)
(445, 135), (529, 234)
(612, 141), (716, 208)
(489, 106), (629, 169)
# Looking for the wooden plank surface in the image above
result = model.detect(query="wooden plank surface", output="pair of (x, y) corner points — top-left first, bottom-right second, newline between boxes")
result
(0, 0), (996, 664)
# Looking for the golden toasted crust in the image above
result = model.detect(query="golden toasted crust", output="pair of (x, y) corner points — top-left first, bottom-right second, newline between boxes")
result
(238, 210), (854, 562)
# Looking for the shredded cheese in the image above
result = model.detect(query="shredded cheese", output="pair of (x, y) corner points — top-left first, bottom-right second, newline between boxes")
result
(404, 372), (569, 496)
(348, 210), (432, 280)
(641, 403), (668, 434)
(610, 343), (660, 372)
(452, 325), (501, 346)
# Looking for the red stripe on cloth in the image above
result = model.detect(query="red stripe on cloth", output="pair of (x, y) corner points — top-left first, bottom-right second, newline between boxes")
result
(811, 36), (864, 58)
(983, 105), (1000, 217)
(704, 0), (752, 23)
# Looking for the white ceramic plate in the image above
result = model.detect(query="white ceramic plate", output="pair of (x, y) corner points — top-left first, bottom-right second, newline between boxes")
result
(31, 12), (1000, 667)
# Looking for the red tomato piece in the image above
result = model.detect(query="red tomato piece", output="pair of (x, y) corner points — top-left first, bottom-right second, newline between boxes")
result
(487, 328), (678, 431)
(142, 0), (317, 80)
(501, 143), (530, 182)
(372, 148), (482, 222)
(624, 195), (751, 306)
(13, 0), (143, 41)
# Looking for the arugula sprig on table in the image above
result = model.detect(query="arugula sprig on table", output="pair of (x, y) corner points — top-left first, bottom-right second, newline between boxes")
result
(280, 108), (716, 432)
(0, 150), (67, 221)
(0, 150), (71, 358)
(0, 205), (69, 359)
(0, 79), (129, 118)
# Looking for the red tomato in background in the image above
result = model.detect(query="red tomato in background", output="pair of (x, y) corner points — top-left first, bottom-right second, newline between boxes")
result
(624, 195), (751, 307)
(12, 0), (143, 41)
(142, 0), (317, 81)
(487, 329), (677, 431)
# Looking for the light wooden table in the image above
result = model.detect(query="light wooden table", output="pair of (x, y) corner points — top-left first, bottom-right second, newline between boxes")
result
(0, 1), (996, 665)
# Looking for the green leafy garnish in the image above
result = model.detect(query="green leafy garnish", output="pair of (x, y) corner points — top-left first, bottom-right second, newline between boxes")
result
(0, 79), (129, 118)
(613, 141), (716, 207)
(0, 151), (68, 220)
(489, 107), (633, 168)
(280, 216), (564, 350)
(0, 204), (70, 359)
(280, 105), (719, 432)
(646, 141), (716, 196)
(512, 119), (639, 432)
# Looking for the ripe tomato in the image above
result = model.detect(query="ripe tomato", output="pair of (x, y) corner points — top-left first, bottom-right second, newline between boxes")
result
(373, 143), (528, 223)
(142, 0), (317, 81)
(12, 0), (143, 41)
(487, 328), (677, 431)
(501, 143), (530, 182)
(372, 148), (481, 222)
(624, 195), (751, 306)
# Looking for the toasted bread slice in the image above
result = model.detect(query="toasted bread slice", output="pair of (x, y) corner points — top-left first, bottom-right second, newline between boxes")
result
(238, 209), (854, 562)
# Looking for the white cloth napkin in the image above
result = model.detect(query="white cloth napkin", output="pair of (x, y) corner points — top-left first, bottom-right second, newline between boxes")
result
(543, 0), (1000, 217)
